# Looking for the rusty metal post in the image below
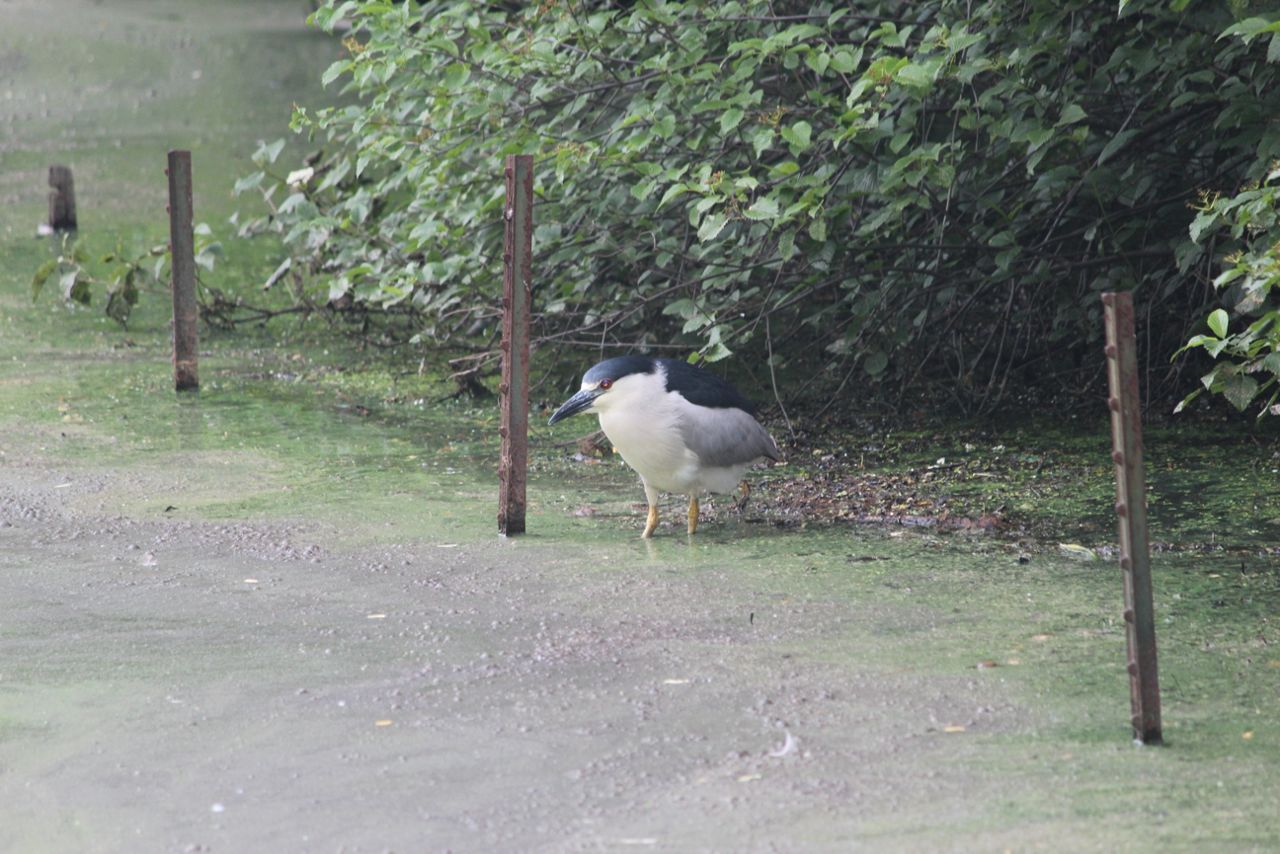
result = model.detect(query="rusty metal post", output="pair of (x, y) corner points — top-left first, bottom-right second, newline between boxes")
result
(167, 150), (199, 392)
(48, 165), (77, 231)
(498, 154), (533, 535)
(1102, 291), (1162, 745)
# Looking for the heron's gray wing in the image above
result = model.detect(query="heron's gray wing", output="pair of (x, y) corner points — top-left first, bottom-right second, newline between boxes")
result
(676, 404), (780, 467)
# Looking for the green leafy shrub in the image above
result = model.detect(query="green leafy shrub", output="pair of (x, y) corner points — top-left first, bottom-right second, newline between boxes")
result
(31, 227), (222, 328)
(237, 0), (1279, 411)
(1177, 15), (1280, 417)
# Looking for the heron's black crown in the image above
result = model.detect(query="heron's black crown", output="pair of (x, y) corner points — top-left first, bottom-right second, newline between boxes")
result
(584, 356), (758, 413)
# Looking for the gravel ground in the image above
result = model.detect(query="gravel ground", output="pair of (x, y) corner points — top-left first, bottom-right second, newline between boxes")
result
(0, 454), (1036, 852)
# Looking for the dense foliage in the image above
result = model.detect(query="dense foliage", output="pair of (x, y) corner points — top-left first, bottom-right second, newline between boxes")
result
(1178, 15), (1280, 417)
(230, 0), (1280, 413)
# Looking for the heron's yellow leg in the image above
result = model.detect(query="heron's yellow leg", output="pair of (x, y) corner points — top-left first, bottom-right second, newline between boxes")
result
(734, 480), (751, 511)
(642, 502), (659, 538)
(687, 495), (699, 535)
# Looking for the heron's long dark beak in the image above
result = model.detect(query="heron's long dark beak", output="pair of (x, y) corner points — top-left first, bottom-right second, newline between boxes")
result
(548, 388), (601, 425)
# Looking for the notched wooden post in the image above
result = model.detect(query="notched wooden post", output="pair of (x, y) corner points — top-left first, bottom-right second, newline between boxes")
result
(48, 165), (77, 232)
(1102, 290), (1162, 745)
(498, 154), (533, 535)
(167, 150), (199, 392)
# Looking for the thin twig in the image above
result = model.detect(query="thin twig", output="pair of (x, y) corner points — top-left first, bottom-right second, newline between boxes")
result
(765, 314), (795, 442)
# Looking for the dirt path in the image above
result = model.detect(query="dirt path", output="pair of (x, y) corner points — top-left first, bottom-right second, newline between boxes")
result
(1, 448), (1033, 852)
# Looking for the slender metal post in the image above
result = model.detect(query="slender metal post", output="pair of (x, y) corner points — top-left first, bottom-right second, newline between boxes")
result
(47, 165), (77, 231)
(167, 150), (199, 392)
(498, 154), (533, 535)
(1102, 291), (1162, 745)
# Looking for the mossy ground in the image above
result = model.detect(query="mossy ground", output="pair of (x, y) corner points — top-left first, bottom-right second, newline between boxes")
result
(2, 2), (1279, 850)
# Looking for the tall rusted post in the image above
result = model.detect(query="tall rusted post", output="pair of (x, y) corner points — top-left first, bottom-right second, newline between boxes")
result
(48, 165), (77, 231)
(1102, 291), (1162, 745)
(166, 150), (199, 392)
(498, 154), (533, 535)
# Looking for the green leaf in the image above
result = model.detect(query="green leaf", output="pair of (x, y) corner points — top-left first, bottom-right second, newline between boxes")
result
(1222, 372), (1259, 411)
(697, 212), (729, 243)
(895, 62), (933, 90)
(233, 171), (265, 195)
(105, 270), (139, 326)
(263, 257), (293, 290)
(1097, 129), (1137, 165)
(31, 259), (57, 299)
(279, 193), (310, 214)
(780, 120), (812, 153)
(61, 270), (90, 305)
(808, 216), (827, 242)
(1173, 388), (1202, 414)
(1174, 240), (1203, 273)
(657, 183), (690, 209)
(195, 242), (223, 271)
(631, 179), (658, 202)
(829, 49), (857, 74)
(702, 339), (733, 362)
(321, 59), (349, 87)
(763, 23), (823, 52)
(751, 127), (775, 157)
(720, 108), (745, 135)
(805, 49), (830, 76)
(254, 138), (286, 166)
(1207, 308), (1230, 338)
(1189, 209), (1218, 244)
(662, 298), (697, 319)
(1219, 17), (1280, 44)
(442, 62), (470, 91)
(1056, 104), (1087, 127)
(778, 229), (796, 261)
(744, 196), (779, 220)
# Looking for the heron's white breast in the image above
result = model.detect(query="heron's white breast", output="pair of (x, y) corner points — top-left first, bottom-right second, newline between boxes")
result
(593, 372), (700, 493)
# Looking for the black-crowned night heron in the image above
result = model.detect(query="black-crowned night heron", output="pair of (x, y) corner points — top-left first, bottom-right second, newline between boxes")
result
(548, 355), (781, 537)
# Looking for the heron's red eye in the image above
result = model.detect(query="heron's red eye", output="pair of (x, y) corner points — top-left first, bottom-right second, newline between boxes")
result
(599, 378), (613, 390)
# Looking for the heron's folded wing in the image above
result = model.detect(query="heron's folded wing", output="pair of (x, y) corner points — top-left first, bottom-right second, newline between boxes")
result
(675, 403), (780, 467)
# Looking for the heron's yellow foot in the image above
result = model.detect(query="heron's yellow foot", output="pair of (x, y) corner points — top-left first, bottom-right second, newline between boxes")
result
(733, 480), (751, 511)
(642, 503), (659, 538)
(687, 495), (699, 535)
